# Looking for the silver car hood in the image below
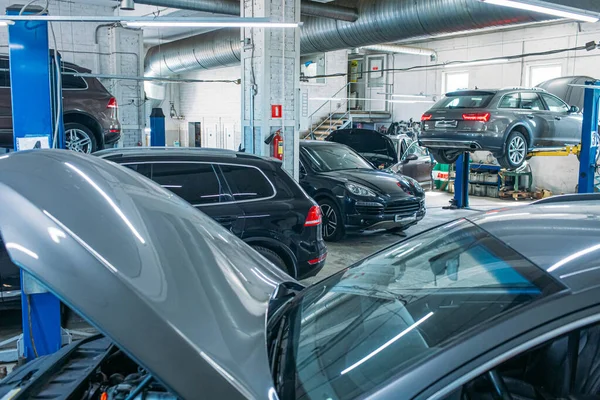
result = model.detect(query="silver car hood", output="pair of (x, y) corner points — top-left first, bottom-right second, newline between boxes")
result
(0, 150), (295, 399)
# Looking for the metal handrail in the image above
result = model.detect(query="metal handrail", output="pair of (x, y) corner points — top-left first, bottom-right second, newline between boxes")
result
(307, 82), (352, 140)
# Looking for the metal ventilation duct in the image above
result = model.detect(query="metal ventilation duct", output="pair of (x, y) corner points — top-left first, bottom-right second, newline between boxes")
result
(144, 0), (555, 94)
(133, 0), (359, 21)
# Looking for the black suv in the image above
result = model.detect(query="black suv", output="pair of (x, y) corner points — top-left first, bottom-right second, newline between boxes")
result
(95, 147), (327, 280)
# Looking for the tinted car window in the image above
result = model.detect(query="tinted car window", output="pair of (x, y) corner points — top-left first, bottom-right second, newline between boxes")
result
(61, 67), (87, 90)
(404, 141), (428, 159)
(520, 92), (545, 110)
(432, 93), (494, 109)
(218, 164), (274, 201)
(151, 163), (224, 205)
(273, 219), (563, 400)
(542, 94), (569, 112)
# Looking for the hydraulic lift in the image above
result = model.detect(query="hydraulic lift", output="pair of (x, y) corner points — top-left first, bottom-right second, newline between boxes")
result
(450, 82), (600, 209)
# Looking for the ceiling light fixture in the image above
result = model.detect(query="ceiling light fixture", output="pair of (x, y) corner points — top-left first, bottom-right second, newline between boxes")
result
(388, 100), (435, 104)
(481, 0), (599, 23)
(391, 94), (428, 98)
(444, 58), (510, 68)
(0, 21), (15, 26)
(122, 21), (299, 28)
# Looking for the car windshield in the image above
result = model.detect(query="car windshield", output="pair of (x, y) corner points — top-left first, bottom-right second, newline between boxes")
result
(432, 93), (494, 109)
(271, 219), (563, 400)
(301, 144), (374, 172)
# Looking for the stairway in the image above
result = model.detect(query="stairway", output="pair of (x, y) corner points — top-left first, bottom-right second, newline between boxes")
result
(303, 117), (348, 140)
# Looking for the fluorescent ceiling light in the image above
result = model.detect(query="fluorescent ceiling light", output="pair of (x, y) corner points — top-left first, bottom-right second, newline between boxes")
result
(391, 94), (427, 98)
(481, 0), (599, 23)
(0, 21), (14, 26)
(444, 58), (510, 68)
(389, 100), (435, 104)
(123, 21), (299, 28)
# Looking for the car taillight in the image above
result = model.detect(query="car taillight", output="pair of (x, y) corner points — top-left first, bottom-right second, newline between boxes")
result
(304, 205), (322, 227)
(107, 97), (118, 109)
(421, 114), (433, 121)
(462, 113), (490, 122)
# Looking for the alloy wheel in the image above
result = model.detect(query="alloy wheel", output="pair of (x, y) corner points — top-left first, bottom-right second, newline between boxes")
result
(508, 136), (526, 165)
(320, 204), (337, 239)
(66, 128), (93, 154)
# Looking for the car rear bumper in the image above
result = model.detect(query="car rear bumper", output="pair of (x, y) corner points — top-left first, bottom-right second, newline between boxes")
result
(345, 198), (426, 231)
(419, 131), (505, 152)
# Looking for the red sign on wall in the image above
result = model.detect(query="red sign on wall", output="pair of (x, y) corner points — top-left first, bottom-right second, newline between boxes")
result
(271, 104), (282, 119)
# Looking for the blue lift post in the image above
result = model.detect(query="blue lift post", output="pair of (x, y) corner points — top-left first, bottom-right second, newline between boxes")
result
(453, 152), (470, 209)
(7, 5), (63, 360)
(150, 107), (166, 146)
(578, 81), (600, 194)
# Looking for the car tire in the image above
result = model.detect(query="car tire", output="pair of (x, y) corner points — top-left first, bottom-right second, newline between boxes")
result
(498, 131), (528, 170)
(65, 122), (97, 154)
(430, 149), (460, 165)
(252, 246), (288, 272)
(318, 199), (345, 242)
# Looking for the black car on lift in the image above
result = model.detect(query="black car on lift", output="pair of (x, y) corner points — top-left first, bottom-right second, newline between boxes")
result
(299, 140), (426, 242)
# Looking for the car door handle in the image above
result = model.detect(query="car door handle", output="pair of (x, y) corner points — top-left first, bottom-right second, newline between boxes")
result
(526, 115), (535, 119)
(554, 116), (562, 121)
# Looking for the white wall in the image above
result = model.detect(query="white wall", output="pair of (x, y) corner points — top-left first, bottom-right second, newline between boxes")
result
(300, 50), (348, 132)
(389, 21), (600, 194)
(178, 66), (242, 150)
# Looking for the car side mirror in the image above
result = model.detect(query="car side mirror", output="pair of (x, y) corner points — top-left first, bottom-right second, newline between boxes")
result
(403, 154), (418, 164)
(569, 105), (580, 113)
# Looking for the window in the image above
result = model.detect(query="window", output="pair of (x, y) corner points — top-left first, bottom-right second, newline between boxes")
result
(444, 72), (469, 93)
(61, 67), (87, 90)
(432, 92), (494, 109)
(301, 54), (326, 84)
(541, 93), (569, 113)
(441, 321), (600, 400)
(150, 163), (225, 205)
(0, 59), (9, 88)
(499, 93), (521, 109)
(301, 144), (373, 172)
(218, 164), (274, 201)
(403, 141), (428, 160)
(529, 64), (562, 87)
(520, 92), (545, 111)
(271, 219), (563, 400)
(123, 163), (151, 178)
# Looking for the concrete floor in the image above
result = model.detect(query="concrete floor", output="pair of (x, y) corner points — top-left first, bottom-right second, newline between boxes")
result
(0, 191), (531, 365)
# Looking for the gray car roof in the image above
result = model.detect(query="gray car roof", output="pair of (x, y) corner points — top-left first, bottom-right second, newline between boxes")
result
(467, 201), (600, 291)
(0, 149), (293, 400)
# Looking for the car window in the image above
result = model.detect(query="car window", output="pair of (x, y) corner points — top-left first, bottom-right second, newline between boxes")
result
(541, 93), (569, 112)
(61, 67), (87, 90)
(150, 162), (226, 205)
(498, 93), (520, 109)
(0, 59), (9, 88)
(122, 163), (151, 178)
(403, 141), (428, 160)
(520, 92), (545, 110)
(440, 321), (600, 400)
(218, 164), (274, 201)
(432, 93), (494, 109)
(272, 219), (563, 400)
(301, 144), (373, 172)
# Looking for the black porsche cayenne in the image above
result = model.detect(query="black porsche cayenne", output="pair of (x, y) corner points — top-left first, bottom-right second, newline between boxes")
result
(299, 140), (426, 241)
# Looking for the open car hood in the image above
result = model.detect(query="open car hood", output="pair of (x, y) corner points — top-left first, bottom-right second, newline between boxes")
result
(0, 150), (295, 399)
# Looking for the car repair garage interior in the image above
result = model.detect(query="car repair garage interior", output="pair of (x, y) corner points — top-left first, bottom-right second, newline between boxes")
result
(1, 0), (600, 399)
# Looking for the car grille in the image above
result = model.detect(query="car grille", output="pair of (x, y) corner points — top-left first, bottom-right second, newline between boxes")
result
(355, 202), (384, 215)
(384, 200), (421, 216)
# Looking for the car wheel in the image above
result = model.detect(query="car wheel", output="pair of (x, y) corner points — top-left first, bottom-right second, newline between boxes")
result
(252, 246), (288, 272)
(430, 149), (460, 165)
(65, 122), (97, 154)
(498, 131), (528, 170)
(319, 199), (345, 242)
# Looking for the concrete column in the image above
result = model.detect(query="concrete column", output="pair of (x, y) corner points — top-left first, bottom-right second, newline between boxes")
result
(241, 0), (301, 179)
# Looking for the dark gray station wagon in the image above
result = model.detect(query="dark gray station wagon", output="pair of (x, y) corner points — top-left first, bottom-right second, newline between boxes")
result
(419, 88), (582, 169)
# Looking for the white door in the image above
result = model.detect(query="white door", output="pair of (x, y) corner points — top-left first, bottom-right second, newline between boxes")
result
(365, 55), (388, 112)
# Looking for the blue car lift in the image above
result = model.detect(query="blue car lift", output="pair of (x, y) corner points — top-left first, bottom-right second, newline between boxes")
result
(7, 4), (63, 361)
(450, 82), (600, 209)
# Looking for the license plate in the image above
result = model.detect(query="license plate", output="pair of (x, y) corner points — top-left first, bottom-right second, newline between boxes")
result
(435, 120), (458, 128)
(395, 214), (416, 223)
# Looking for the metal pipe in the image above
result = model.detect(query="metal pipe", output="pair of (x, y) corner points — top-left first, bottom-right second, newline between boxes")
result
(360, 44), (438, 61)
(132, 0), (358, 22)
